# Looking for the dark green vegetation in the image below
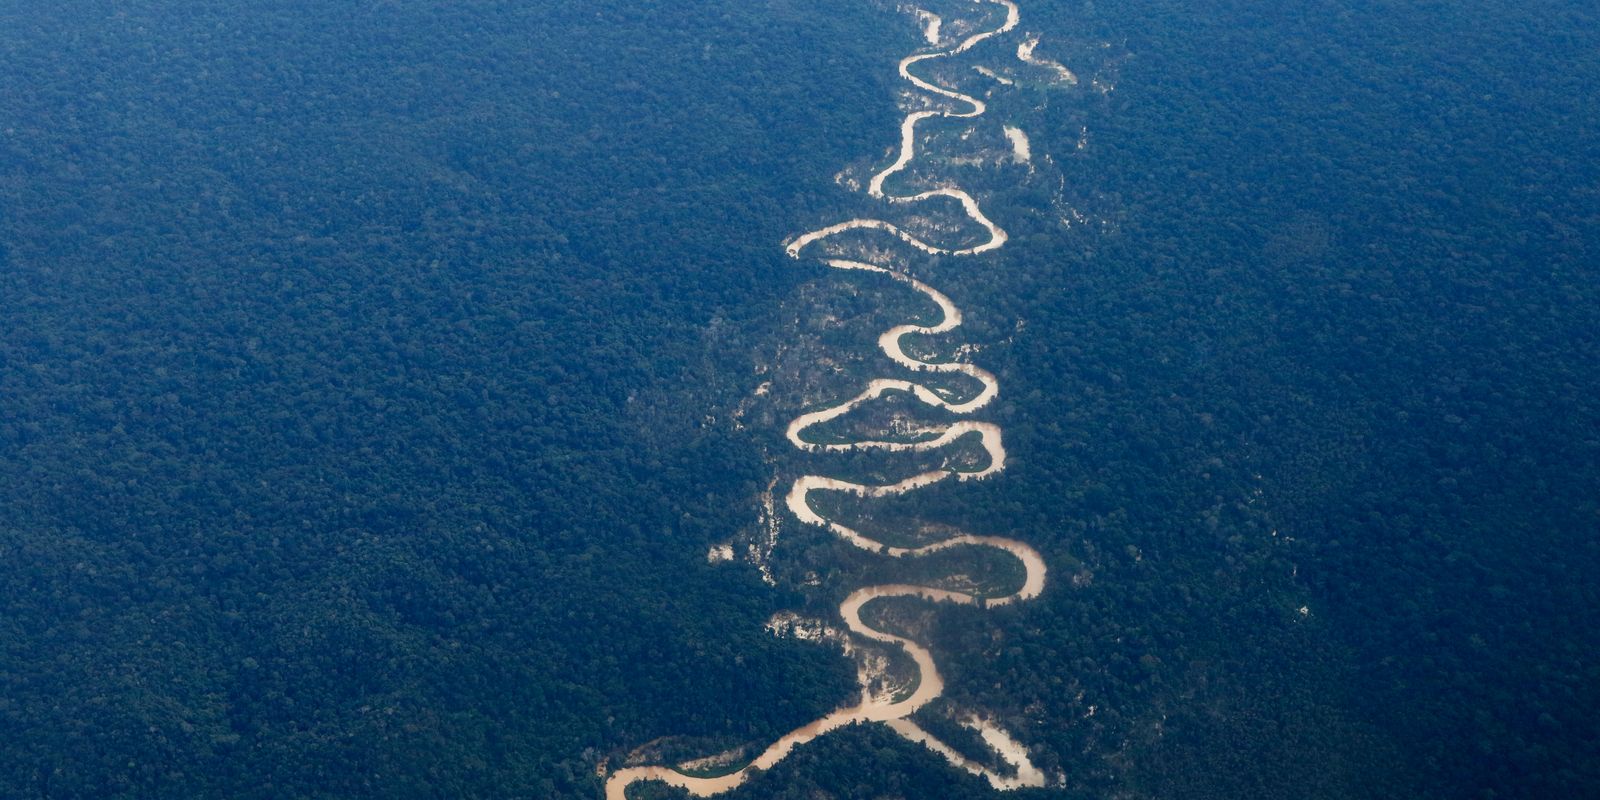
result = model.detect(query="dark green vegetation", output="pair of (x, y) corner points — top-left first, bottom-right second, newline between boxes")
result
(2, 1), (1597, 799)
(0, 0), (891, 795)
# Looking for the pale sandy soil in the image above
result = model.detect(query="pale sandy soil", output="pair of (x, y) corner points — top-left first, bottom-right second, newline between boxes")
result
(885, 716), (1048, 790)
(1017, 35), (1078, 85)
(1003, 125), (1031, 162)
(677, 746), (748, 774)
(914, 8), (943, 45)
(973, 64), (1016, 86)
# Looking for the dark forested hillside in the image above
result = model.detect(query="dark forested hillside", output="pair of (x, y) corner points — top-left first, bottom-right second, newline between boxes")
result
(0, 0), (906, 796)
(910, 0), (1600, 798)
(2, 0), (1597, 798)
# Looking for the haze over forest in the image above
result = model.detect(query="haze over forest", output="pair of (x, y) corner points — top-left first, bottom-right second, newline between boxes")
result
(1, 0), (1596, 798)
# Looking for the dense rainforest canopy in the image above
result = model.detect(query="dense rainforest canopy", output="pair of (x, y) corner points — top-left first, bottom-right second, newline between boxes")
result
(1, 0), (1596, 798)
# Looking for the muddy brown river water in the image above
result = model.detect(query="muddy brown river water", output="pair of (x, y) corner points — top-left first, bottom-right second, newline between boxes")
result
(606, 2), (1054, 796)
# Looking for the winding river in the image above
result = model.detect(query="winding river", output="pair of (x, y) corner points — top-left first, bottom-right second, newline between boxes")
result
(607, 1), (1048, 796)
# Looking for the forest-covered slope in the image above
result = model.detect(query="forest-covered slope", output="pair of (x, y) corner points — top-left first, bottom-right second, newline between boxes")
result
(1, 0), (1596, 798)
